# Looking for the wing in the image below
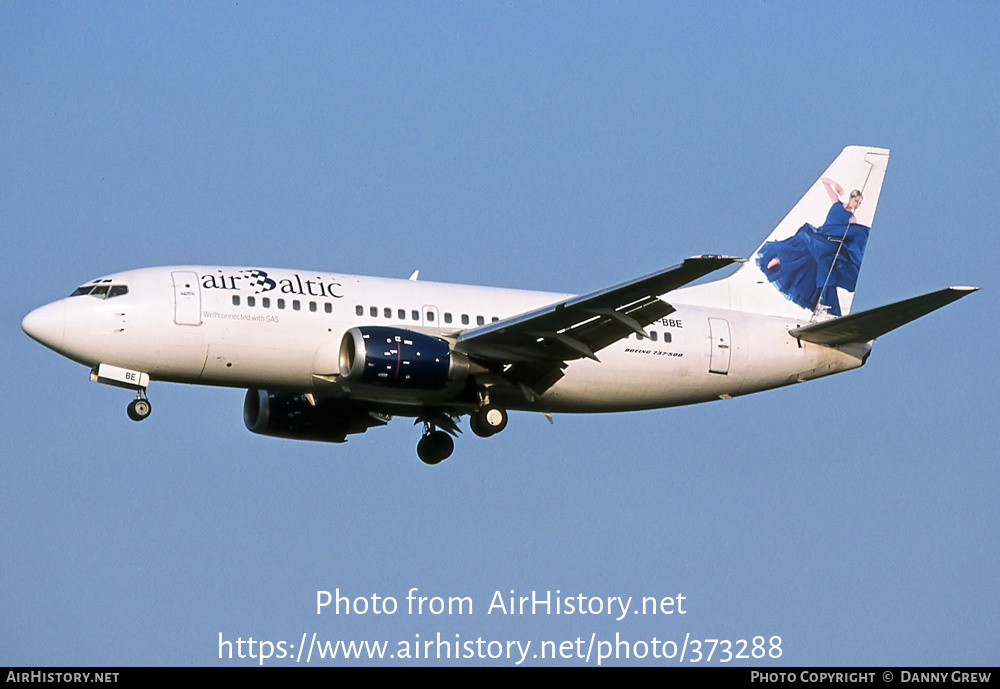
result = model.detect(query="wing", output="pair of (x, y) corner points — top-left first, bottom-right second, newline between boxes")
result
(455, 255), (742, 397)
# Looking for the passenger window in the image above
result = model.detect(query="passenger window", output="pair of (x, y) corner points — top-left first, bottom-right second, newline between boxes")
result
(461, 314), (469, 325)
(398, 309), (406, 320)
(477, 315), (485, 325)
(663, 332), (672, 343)
(426, 311), (435, 322)
(325, 303), (333, 314)
(262, 297), (270, 308)
(650, 331), (657, 341)
(370, 306), (377, 317)
(492, 317), (499, 323)
(278, 299), (286, 309)
(293, 300), (301, 311)
(232, 295), (240, 306)
(310, 302), (317, 312)
(383, 307), (391, 318)
(444, 313), (453, 324)
(411, 310), (419, 321)
(247, 296), (256, 307)
(356, 305), (363, 316)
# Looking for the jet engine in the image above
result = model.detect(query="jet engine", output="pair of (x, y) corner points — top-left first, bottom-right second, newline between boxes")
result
(338, 326), (469, 389)
(243, 388), (384, 443)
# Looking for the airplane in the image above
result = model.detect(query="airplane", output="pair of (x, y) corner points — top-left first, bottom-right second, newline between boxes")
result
(22, 146), (977, 464)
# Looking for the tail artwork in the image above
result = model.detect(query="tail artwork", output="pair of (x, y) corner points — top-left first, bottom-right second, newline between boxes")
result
(728, 146), (890, 321)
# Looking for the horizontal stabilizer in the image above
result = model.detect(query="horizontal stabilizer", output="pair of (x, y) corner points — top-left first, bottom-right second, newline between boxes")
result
(789, 287), (978, 345)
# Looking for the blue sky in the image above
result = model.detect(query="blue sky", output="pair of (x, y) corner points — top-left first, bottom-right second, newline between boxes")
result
(2, 2), (997, 666)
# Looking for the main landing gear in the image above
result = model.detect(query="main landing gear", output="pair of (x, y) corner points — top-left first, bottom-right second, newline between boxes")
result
(126, 390), (152, 422)
(414, 403), (509, 465)
(416, 429), (454, 465)
(469, 403), (508, 438)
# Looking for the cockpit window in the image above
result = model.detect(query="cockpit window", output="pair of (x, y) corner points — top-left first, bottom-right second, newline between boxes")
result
(69, 284), (129, 299)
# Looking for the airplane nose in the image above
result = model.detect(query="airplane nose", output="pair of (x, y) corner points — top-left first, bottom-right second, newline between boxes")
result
(22, 301), (66, 351)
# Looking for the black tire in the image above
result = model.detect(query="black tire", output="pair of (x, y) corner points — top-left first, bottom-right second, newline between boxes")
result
(473, 404), (507, 436)
(417, 431), (454, 465)
(127, 399), (152, 422)
(469, 413), (491, 438)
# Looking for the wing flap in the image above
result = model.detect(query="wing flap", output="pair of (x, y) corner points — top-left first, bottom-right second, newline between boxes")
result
(789, 286), (978, 345)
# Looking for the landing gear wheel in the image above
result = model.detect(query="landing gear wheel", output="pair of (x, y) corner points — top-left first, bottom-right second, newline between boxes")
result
(469, 414), (489, 438)
(127, 398), (152, 422)
(417, 430), (454, 465)
(471, 404), (507, 437)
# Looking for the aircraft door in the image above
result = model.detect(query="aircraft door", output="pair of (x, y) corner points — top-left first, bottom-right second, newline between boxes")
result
(171, 271), (202, 326)
(708, 317), (731, 375)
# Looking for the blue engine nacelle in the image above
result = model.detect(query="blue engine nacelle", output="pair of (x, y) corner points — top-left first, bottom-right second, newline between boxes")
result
(339, 326), (469, 389)
(243, 389), (384, 443)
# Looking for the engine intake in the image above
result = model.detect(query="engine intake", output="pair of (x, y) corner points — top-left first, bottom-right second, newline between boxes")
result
(339, 326), (468, 389)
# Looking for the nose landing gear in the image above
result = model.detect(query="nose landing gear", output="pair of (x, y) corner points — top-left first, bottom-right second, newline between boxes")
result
(126, 391), (151, 421)
(89, 364), (153, 422)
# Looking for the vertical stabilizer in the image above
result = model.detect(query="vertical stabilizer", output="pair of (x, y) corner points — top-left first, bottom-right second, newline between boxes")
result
(726, 146), (889, 320)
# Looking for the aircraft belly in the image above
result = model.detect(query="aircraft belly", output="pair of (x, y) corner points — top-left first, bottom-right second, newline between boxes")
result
(199, 341), (313, 388)
(535, 346), (736, 412)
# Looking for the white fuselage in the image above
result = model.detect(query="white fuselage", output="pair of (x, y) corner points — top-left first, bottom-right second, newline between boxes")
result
(25, 265), (869, 415)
